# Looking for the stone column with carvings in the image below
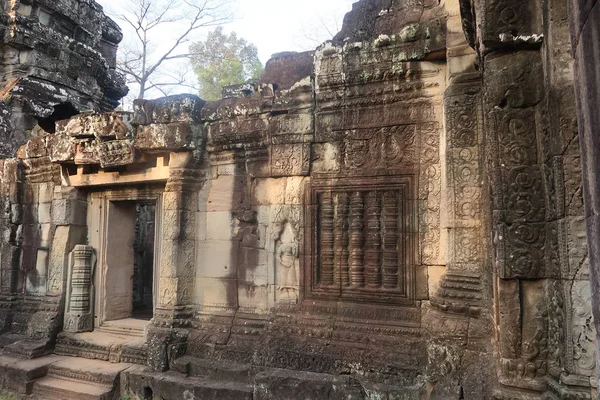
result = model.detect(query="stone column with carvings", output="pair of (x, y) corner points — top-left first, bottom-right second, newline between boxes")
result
(155, 152), (201, 324)
(149, 151), (203, 371)
(64, 245), (95, 333)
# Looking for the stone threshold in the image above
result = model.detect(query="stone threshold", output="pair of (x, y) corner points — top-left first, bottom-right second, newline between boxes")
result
(55, 330), (147, 365)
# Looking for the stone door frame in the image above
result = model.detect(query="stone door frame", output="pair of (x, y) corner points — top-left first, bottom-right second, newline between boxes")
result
(88, 186), (164, 328)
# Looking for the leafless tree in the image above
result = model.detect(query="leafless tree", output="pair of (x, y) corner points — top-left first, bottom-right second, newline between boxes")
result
(116, 0), (232, 100)
(293, 14), (342, 50)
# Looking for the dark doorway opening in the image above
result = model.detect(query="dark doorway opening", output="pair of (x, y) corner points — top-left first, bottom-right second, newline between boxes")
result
(132, 203), (156, 319)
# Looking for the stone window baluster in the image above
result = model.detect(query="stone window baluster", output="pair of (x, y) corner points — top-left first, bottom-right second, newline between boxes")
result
(382, 191), (399, 289)
(320, 191), (335, 287)
(64, 244), (95, 333)
(365, 191), (382, 288)
(349, 191), (365, 287)
(334, 192), (350, 287)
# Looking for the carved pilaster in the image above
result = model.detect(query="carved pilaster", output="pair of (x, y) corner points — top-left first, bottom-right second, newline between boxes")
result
(155, 152), (202, 327)
(64, 245), (95, 333)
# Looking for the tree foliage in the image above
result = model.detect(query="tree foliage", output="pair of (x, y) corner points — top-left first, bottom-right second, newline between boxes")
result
(190, 27), (264, 101)
(117, 0), (232, 100)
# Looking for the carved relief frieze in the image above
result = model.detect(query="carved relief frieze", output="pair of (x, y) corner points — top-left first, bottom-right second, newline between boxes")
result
(498, 280), (548, 391)
(482, 0), (542, 48)
(208, 117), (268, 150)
(315, 103), (437, 142)
(271, 144), (310, 177)
(343, 125), (417, 173)
(546, 279), (566, 371)
(97, 140), (136, 168)
(490, 106), (549, 280)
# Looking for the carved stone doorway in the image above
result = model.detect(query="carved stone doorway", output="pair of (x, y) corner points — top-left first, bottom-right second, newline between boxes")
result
(88, 188), (163, 329)
(132, 203), (156, 319)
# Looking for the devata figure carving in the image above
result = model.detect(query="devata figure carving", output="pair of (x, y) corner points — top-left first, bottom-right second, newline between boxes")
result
(276, 223), (300, 303)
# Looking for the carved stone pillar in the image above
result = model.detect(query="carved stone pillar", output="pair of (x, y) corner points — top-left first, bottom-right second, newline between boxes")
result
(150, 151), (202, 372)
(154, 152), (201, 326)
(64, 245), (95, 333)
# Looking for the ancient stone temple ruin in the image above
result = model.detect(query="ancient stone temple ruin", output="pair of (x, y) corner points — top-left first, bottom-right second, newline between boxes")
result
(0, 0), (598, 399)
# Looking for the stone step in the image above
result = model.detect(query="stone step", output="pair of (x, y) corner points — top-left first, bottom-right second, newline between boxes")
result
(31, 377), (114, 400)
(171, 355), (258, 383)
(55, 331), (147, 364)
(96, 318), (146, 338)
(0, 333), (24, 350)
(46, 356), (133, 385)
(31, 356), (133, 400)
(122, 366), (254, 400)
(3, 339), (51, 359)
(96, 325), (144, 338)
(0, 354), (65, 395)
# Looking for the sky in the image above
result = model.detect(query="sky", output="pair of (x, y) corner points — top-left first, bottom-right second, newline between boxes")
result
(95, 0), (356, 101)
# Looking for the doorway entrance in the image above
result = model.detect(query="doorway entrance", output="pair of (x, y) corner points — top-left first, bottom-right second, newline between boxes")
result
(132, 203), (156, 319)
(103, 200), (157, 322)
(89, 188), (163, 330)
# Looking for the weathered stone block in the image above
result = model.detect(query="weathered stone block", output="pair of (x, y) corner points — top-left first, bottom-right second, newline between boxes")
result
(253, 178), (286, 206)
(197, 241), (238, 279)
(47, 133), (75, 163)
(133, 94), (205, 125)
(55, 112), (134, 139)
(480, 0), (543, 50)
(205, 211), (234, 241)
(136, 123), (202, 151)
(253, 369), (365, 400)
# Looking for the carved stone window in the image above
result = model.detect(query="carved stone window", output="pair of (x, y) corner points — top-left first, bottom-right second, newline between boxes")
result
(304, 176), (416, 305)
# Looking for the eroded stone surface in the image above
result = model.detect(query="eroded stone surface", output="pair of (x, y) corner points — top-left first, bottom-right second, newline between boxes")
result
(0, 0), (595, 399)
(0, 0), (128, 158)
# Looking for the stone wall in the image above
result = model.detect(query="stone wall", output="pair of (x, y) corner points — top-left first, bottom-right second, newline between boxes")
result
(459, 0), (597, 397)
(0, 0), (596, 398)
(569, 0), (600, 391)
(0, 0), (127, 158)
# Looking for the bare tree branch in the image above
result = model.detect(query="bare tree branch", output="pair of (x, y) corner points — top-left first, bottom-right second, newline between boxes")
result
(113, 0), (232, 100)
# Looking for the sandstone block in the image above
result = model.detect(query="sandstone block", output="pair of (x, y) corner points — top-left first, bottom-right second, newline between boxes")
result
(206, 211), (233, 241)
(136, 123), (202, 151)
(253, 369), (365, 400)
(133, 94), (205, 125)
(253, 178), (286, 206)
(197, 240), (238, 279)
